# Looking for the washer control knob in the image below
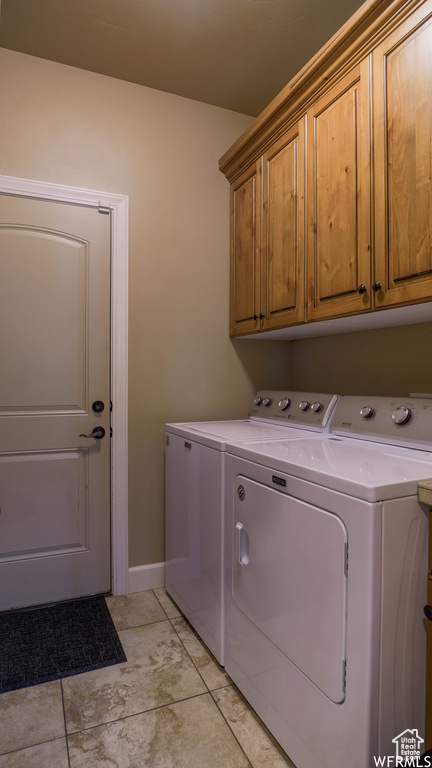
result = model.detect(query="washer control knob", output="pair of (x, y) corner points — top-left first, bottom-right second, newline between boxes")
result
(392, 406), (412, 426)
(253, 397), (262, 406)
(360, 405), (375, 419)
(299, 401), (310, 412)
(310, 402), (322, 413)
(279, 398), (291, 411)
(262, 397), (272, 407)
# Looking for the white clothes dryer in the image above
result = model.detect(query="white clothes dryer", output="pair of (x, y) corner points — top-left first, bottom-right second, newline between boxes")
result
(165, 391), (338, 665)
(224, 395), (432, 768)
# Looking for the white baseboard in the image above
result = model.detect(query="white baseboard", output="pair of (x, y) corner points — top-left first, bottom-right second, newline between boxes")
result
(128, 562), (166, 594)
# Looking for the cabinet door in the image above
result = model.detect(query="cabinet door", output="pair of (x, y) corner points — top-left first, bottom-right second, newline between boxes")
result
(230, 161), (262, 336)
(373, 4), (432, 308)
(307, 60), (371, 321)
(261, 119), (305, 330)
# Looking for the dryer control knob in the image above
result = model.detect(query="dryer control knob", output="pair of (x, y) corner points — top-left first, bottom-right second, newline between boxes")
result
(310, 402), (322, 413)
(262, 397), (272, 407)
(360, 406), (375, 419)
(253, 397), (262, 406)
(392, 406), (412, 426)
(279, 398), (291, 411)
(299, 401), (310, 411)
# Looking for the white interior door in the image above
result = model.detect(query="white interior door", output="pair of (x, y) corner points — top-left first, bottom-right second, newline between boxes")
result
(0, 193), (111, 611)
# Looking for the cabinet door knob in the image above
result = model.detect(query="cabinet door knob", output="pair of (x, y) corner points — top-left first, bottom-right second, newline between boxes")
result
(424, 605), (432, 621)
(372, 281), (381, 292)
(357, 284), (367, 294)
(259, 312), (265, 319)
(253, 314), (258, 320)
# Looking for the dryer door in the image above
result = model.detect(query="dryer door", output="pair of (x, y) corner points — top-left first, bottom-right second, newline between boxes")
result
(233, 476), (348, 703)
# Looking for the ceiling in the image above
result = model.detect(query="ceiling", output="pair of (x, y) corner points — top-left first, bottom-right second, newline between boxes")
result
(0, 0), (367, 117)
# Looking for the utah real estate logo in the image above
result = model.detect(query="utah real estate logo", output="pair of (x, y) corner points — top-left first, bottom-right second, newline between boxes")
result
(373, 729), (427, 767)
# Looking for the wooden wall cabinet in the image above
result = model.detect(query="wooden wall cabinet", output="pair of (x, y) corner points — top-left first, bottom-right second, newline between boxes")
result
(309, 2), (432, 323)
(222, 0), (432, 338)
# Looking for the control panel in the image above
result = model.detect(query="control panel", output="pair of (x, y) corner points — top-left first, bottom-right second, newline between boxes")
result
(249, 391), (339, 430)
(331, 395), (432, 449)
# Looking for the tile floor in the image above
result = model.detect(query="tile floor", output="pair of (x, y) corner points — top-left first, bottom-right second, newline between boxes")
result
(0, 588), (296, 767)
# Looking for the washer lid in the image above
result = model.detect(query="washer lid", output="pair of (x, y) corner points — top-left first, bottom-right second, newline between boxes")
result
(227, 436), (432, 501)
(165, 392), (339, 448)
(165, 419), (326, 450)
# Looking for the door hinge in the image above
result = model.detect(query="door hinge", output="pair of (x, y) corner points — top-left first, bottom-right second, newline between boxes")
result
(342, 658), (346, 692)
(344, 542), (349, 576)
(98, 202), (111, 215)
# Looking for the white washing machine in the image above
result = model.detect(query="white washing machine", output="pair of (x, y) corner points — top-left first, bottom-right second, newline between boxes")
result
(165, 390), (338, 665)
(224, 395), (432, 768)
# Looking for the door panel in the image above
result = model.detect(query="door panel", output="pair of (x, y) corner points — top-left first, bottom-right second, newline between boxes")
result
(0, 451), (87, 557)
(233, 476), (348, 703)
(307, 60), (371, 320)
(373, 6), (432, 307)
(230, 161), (261, 335)
(0, 227), (87, 413)
(261, 119), (305, 329)
(0, 194), (111, 610)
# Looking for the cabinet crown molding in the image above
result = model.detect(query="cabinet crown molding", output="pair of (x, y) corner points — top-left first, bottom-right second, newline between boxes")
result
(219, 0), (418, 183)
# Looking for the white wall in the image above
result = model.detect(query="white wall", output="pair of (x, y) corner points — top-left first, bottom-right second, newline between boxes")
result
(0, 48), (291, 570)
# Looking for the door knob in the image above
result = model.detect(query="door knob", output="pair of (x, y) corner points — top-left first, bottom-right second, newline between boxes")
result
(357, 284), (367, 294)
(372, 281), (381, 292)
(79, 426), (106, 440)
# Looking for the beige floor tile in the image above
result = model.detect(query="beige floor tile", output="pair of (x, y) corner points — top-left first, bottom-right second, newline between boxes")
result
(63, 620), (207, 732)
(0, 681), (65, 755)
(153, 587), (182, 619)
(212, 686), (296, 768)
(68, 693), (251, 768)
(171, 616), (230, 691)
(0, 738), (69, 768)
(105, 589), (166, 630)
